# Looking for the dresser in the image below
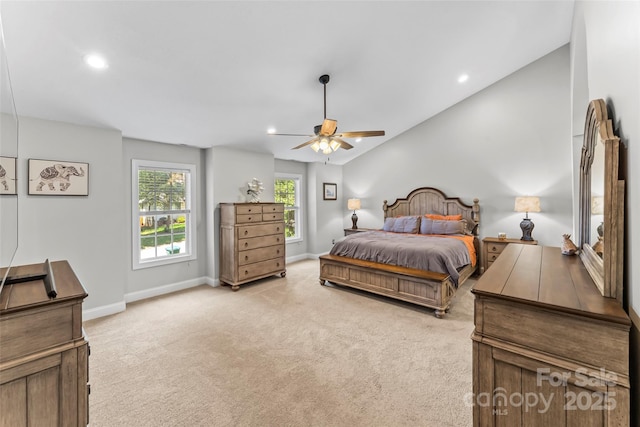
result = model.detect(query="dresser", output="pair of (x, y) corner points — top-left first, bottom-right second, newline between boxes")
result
(482, 237), (537, 273)
(471, 244), (630, 426)
(0, 260), (90, 426)
(220, 202), (286, 290)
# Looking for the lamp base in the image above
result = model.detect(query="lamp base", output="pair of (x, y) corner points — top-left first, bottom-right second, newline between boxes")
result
(520, 218), (535, 241)
(351, 212), (358, 229)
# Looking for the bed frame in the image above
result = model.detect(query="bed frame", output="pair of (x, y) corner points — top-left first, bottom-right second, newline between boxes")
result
(319, 187), (480, 318)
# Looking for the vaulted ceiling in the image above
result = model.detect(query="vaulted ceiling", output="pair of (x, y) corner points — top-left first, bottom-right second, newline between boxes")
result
(0, 1), (574, 164)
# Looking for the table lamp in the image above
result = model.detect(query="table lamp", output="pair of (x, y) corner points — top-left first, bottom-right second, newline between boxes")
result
(514, 196), (541, 241)
(348, 198), (361, 229)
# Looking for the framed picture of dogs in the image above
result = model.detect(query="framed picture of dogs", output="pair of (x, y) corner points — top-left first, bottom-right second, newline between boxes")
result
(28, 159), (89, 196)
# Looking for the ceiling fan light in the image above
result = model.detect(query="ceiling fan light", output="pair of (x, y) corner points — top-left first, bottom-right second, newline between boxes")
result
(322, 147), (333, 155)
(319, 138), (329, 151)
(310, 142), (321, 152)
(329, 139), (341, 151)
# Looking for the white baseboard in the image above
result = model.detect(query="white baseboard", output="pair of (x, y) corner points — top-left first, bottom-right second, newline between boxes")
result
(83, 276), (216, 321)
(286, 253), (314, 263)
(125, 276), (212, 303)
(83, 301), (126, 321)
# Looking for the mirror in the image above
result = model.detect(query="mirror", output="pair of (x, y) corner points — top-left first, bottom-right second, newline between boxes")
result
(578, 99), (624, 303)
(0, 15), (19, 289)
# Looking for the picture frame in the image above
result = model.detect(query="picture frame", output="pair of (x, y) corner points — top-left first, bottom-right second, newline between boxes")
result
(28, 159), (89, 196)
(323, 182), (337, 200)
(0, 156), (17, 195)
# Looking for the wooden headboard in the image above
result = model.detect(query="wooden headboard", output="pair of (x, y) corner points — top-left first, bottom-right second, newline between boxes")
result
(382, 187), (480, 236)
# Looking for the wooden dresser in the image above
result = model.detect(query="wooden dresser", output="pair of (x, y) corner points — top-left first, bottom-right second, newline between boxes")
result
(482, 237), (537, 273)
(220, 202), (286, 290)
(0, 260), (89, 426)
(471, 244), (630, 426)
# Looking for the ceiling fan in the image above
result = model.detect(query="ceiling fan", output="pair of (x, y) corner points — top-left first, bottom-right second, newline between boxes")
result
(270, 74), (385, 154)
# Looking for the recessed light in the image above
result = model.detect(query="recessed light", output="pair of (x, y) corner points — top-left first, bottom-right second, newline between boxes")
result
(267, 127), (276, 134)
(84, 53), (108, 70)
(457, 74), (469, 83)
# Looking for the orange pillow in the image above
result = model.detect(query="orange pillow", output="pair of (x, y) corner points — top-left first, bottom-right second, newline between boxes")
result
(425, 213), (463, 221)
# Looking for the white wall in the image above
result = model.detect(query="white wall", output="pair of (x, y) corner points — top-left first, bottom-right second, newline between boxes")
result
(205, 146), (275, 279)
(307, 161), (344, 255)
(122, 138), (208, 297)
(343, 46), (572, 248)
(14, 117), (126, 310)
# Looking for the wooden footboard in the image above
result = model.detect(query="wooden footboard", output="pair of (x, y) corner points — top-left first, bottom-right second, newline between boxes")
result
(319, 254), (474, 318)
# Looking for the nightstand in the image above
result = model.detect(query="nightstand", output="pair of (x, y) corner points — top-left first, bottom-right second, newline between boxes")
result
(344, 228), (376, 236)
(482, 237), (537, 273)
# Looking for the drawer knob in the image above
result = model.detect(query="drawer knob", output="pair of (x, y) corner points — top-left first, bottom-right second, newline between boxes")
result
(277, 237), (280, 242)
(244, 242), (248, 247)
(491, 246), (497, 251)
(244, 230), (248, 235)
(277, 227), (280, 231)
(245, 270), (248, 275)
(276, 263), (280, 267)
(245, 256), (249, 261)
(248, 217), (252, 221)
(277, 249), (280, 254)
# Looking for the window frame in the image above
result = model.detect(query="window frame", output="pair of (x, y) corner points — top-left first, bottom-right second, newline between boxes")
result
(132, 159), (197, 270)
(275, 173), (303, 243)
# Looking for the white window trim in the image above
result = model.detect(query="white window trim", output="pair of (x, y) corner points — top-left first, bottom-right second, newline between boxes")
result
(275, 172), (303, 243)
(132, 159), (197, 270)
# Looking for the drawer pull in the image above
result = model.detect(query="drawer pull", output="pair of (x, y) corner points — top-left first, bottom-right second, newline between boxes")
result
(245, 256), (249, 261)
(244, 230), (248, 236)
(277, 249), (280, 254)
(244, 242), (248, 247)
(276, 227), (280, 231)
(276, 263), (280, 267)
(245, 270), (248, 275)
(277, 237), (280, 242)
(492, 245), (498, 251)
(248, 217), (252, 221)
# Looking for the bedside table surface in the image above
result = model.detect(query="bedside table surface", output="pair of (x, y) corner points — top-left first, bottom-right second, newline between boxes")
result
(483, 237), (537, 245)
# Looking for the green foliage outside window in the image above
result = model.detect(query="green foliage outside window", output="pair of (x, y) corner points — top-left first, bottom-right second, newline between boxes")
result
(275, 178), (297, 238)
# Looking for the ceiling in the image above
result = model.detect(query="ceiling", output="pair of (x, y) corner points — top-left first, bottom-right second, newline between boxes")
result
(0, 1), (574, 165)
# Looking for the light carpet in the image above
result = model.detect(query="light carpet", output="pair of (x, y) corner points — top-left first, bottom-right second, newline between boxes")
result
(83, 259), (475, 426)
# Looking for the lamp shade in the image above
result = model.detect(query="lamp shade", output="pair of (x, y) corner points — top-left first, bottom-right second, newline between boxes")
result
(347, 198), (361, 211)
(514, 196), (541, 213)
(591, 196), (604, 215)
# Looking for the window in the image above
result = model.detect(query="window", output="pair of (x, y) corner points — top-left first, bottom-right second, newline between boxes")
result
(132, 159), (196, 269)
(275, 174), (302, 242)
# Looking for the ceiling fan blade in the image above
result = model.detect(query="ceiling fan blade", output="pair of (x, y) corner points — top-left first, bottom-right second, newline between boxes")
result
(291, 137), (319, 150)
(336, 130), (385, 138)
(270, 133), (315, 137)
(332, 137), (354, 150)
(319, 119), (338, 136)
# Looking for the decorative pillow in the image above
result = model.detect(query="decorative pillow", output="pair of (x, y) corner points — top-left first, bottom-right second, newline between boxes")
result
(420, 218), (466, 235)
(383, 216), (421, 233)
(425, 213), (463, 221)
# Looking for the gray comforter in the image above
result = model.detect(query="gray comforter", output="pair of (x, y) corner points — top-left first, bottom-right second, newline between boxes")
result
(329, 231), (471, 285)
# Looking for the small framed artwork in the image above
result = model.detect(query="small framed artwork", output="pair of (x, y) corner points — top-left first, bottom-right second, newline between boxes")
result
(323, 182), (337, 200)
(0, 156), (17, 195)
(28, 159), (89, 196)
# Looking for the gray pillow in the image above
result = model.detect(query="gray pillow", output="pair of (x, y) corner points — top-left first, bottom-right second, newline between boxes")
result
(383, 216), (421, 233)
(420, 218), (466, 235)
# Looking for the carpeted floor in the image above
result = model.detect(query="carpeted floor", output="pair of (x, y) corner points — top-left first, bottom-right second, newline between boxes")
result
(83, 259), (475, 426)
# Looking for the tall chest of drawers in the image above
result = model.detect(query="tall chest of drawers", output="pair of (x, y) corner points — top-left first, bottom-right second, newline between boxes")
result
(219, 202), (286, 290)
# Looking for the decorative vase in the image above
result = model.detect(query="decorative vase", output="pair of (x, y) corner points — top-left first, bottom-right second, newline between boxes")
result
(561, 234), (578, 256)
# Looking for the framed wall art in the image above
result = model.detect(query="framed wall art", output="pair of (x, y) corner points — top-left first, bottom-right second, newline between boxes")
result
(28, 159), (89, 196)
(323, 182), (337, 200)
(0, 156), (17, 195)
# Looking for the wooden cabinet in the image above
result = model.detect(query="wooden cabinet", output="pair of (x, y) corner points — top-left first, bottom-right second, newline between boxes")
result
(482, 237), (537, 273)
(220, 203), (286, 290)
(471, 244), (630, 426)
(0, 260), (89, 427)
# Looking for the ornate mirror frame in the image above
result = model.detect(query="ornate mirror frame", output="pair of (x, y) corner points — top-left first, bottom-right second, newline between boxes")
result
(578, 99), (624, 303)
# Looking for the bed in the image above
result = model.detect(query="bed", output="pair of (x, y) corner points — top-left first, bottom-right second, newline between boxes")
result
(319, 187), (480, 318)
